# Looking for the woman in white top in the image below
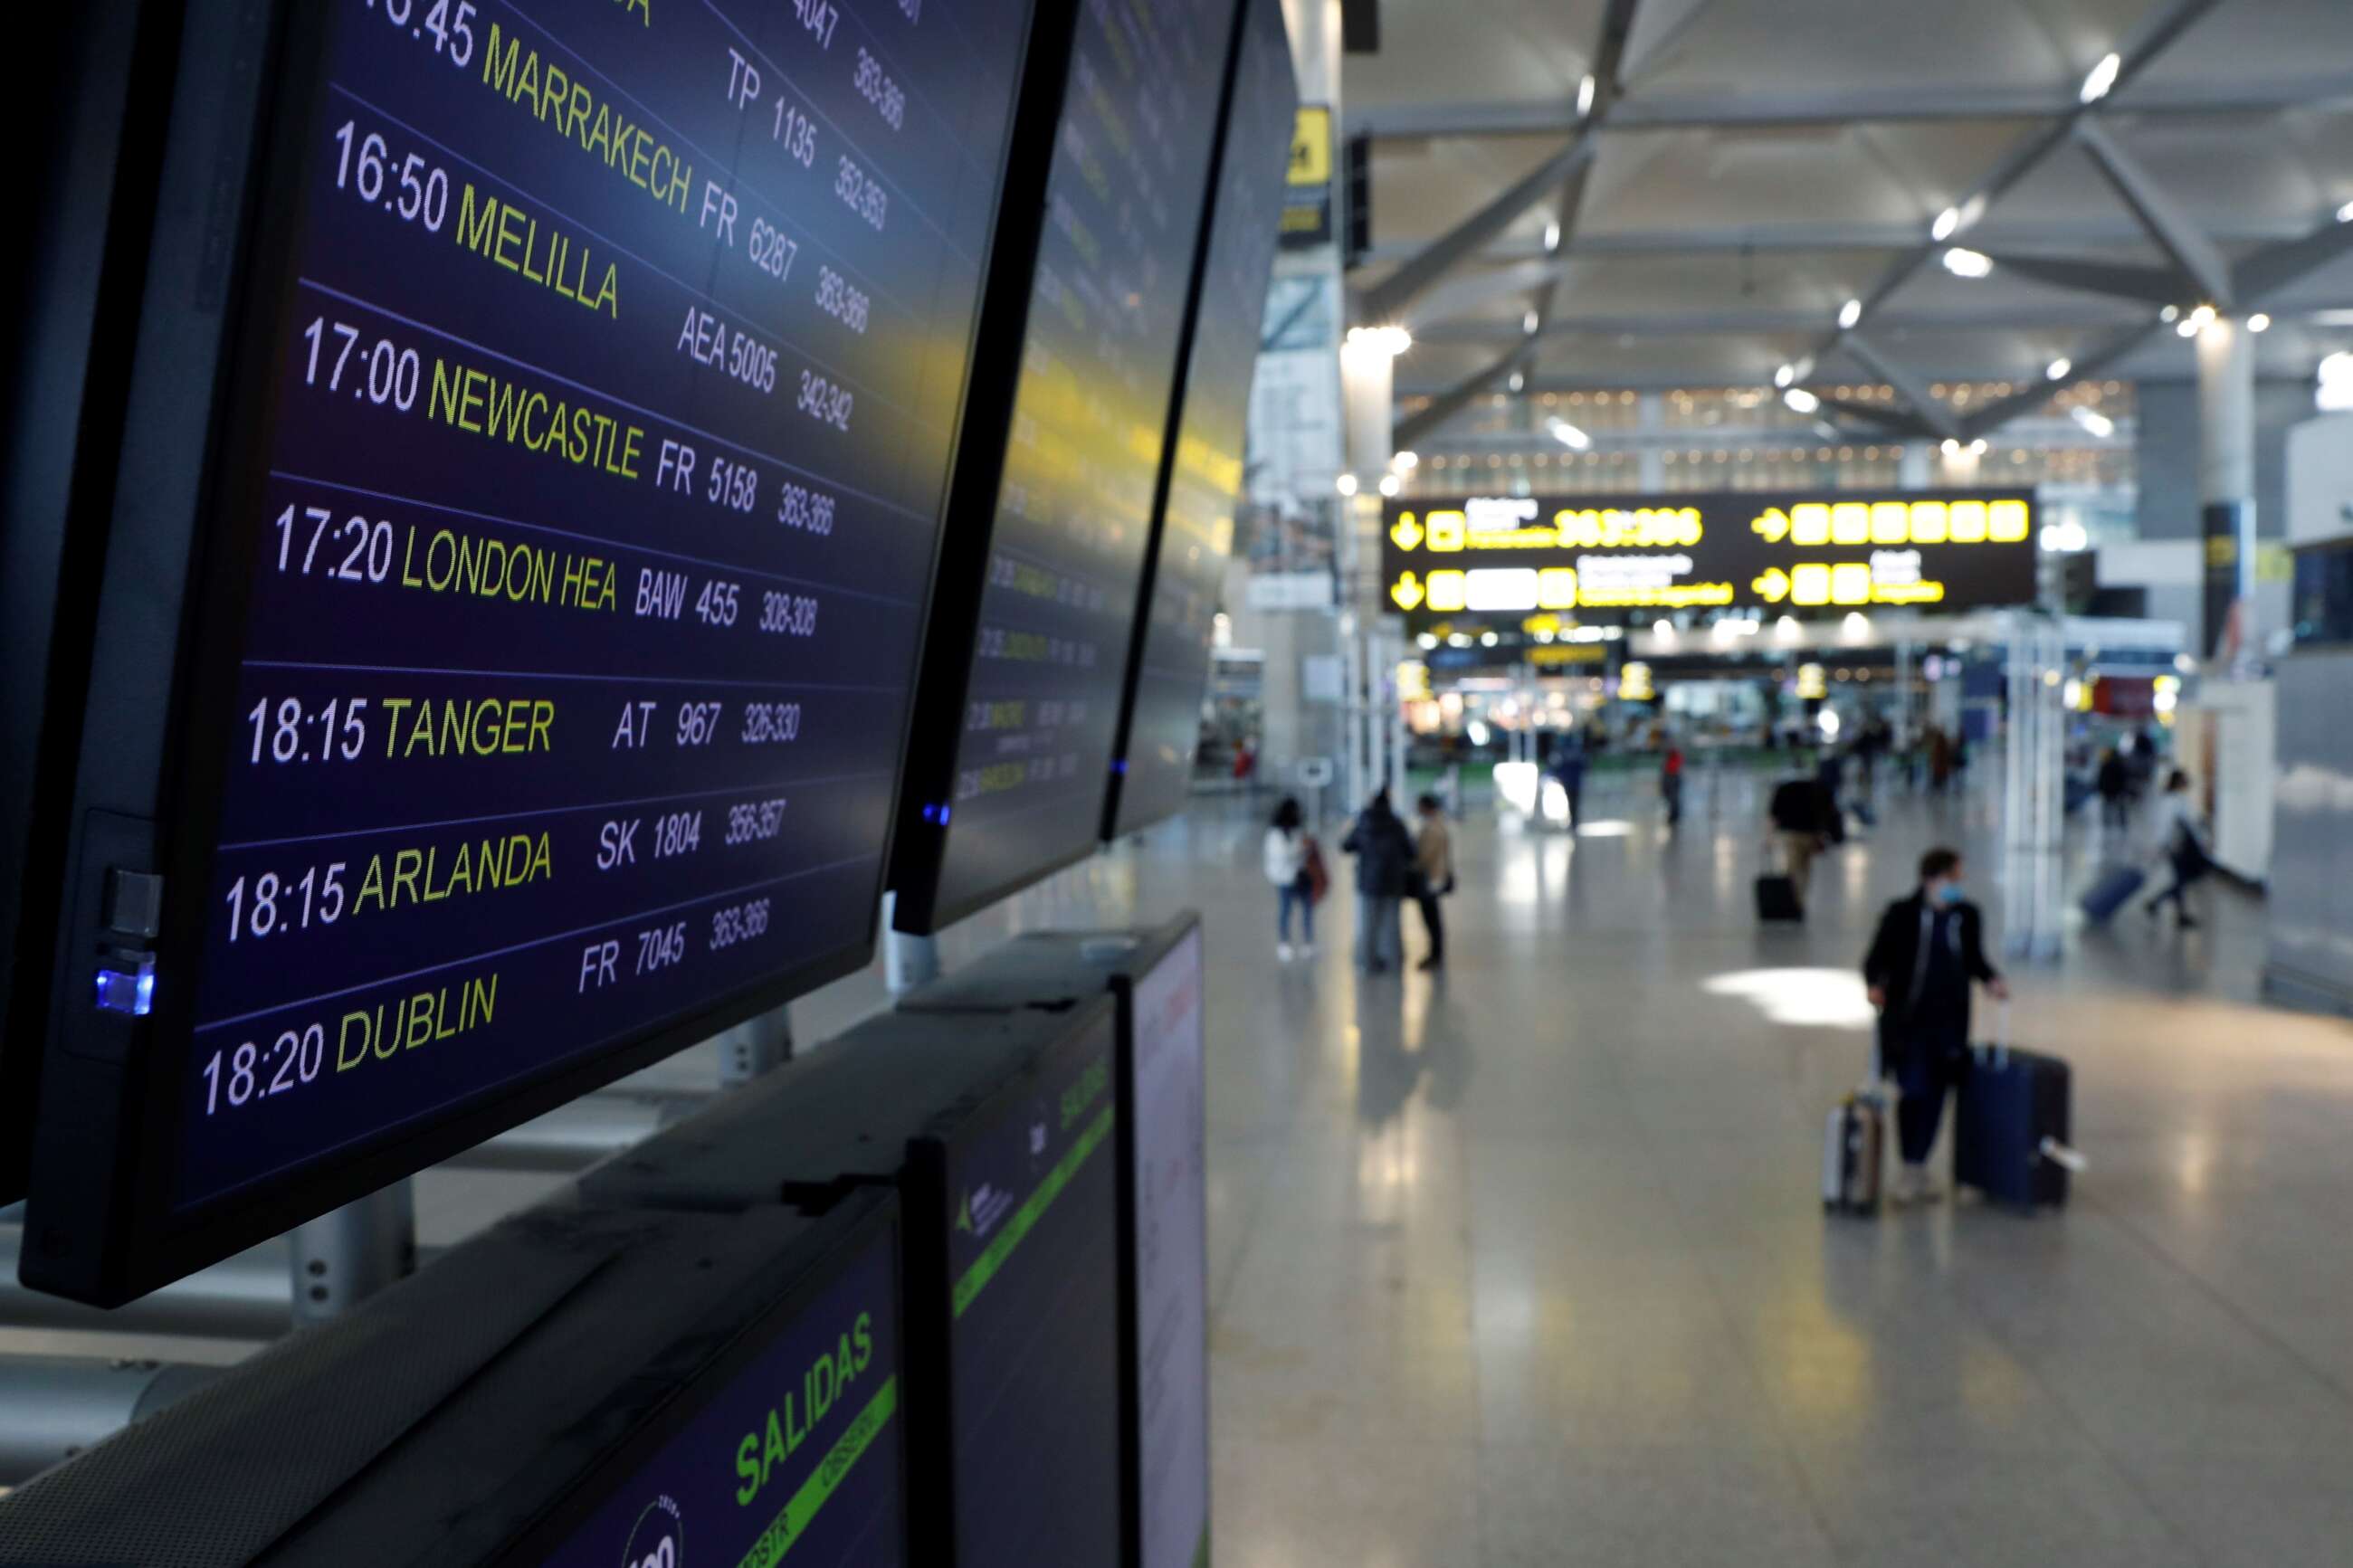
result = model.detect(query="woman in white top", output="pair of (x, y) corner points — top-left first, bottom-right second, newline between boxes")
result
(2146, 769), (2210, 927)
(1263, 795), (1315, 960)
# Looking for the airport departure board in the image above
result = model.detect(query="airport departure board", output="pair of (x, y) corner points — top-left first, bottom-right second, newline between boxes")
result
(1110, 0), (1296, 836)
(917, 0), (1235, 923)
(24, 0), (1033, 1291)
(940, 1013), (1122, 1565)
(530, 1210), (904, 1568)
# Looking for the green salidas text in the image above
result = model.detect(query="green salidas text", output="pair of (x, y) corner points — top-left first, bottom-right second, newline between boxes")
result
(732, 1312), (875, 1506)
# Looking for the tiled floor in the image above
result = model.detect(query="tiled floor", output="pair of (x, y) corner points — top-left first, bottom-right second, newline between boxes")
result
(1142, 770), (2353, 1568)
(9, 765), (2351, 1565)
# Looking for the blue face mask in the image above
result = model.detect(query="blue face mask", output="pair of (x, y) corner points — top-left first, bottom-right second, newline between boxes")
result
(1933, 880), (1965, 907)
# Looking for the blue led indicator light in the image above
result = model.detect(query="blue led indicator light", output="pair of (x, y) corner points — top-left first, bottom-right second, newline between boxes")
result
(95, 955), (157, 1016)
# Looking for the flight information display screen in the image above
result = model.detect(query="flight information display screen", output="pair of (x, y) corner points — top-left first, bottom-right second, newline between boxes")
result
(941, 1015), (1120, 1564)
(170, 0), (1029, 1211)
(923, 0), (1234, 920)
(529, 1214), (903, 1568)
(1110, 0), (1295, 836)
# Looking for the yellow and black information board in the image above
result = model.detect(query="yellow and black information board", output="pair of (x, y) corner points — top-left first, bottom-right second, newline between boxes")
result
(1280, 105), (1333, 248)
(1381, 489), (2039, 628)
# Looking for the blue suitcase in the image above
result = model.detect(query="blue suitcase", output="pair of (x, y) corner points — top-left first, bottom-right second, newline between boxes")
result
(2079, 864), (2144, 925)
(1953, 1045), (2080, 1211)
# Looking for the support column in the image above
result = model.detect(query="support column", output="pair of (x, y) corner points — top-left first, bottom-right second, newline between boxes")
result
(715, 1005), (792, 1086)
(2195, 316), (2256, 660)
(290, 1180), (413, 1326)
(1899, 443), (1930, 489)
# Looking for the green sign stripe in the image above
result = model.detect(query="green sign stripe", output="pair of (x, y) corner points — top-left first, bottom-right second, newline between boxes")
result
(733, 1374), (899, 1568)
(952, 1104), (1115, 1319)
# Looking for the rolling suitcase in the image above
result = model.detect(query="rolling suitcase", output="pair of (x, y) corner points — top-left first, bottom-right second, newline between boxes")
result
(1755, 873), (1802, 922)
(1953, 1042), (2082, 1211)
(1822, 1088), (1885, 1214)
(2079, 864), (2144, 925)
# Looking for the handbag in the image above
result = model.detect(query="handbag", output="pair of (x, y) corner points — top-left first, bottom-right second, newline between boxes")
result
(1302, 837), (1331, 904)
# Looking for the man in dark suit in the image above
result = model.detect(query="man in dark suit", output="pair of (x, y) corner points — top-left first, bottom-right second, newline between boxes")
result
(1863, 847), (2009, 1203)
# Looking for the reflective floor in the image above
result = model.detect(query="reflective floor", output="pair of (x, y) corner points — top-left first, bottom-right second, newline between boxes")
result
(11, 768), (2351, 1563)
(1129, 771), (2353, 1568)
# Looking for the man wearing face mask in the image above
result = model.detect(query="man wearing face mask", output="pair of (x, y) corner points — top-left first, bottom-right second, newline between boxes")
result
(1863, 847), (2010, 1203)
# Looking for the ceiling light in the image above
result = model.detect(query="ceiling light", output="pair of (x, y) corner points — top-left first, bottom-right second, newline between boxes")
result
(2188, 303), (2215, 328)
(1783, 388), (1821, 413)
(2339, 200), (2353, 223)
(1344, 324), (1414, 359)
(1481, 631), (1500, 648)
(1931, 207), (1962, 242)
(2080, 51), (2121, 104)
(1577, 74), (1596, 118)
(1814, 419), (1840, 440)
(1377, 472), (1402, 497)
(1941, 247), (1993, 280)
(2072, 406), (2115, 438)
(1335, 473), (1357, 496)
(2246, 313), (2271, 334)
(2046, 356), (2072, 381)
(1544, 219), (1562, 252)
(1939, 438), (1962, 457)
(2177, 318), (2200, 337)
(1838, 299), (1862, 329)
(1548, 418), (1590, 450)
(1969, 438), (1988, 456)
(1774, 363), (1796, 388)
(2160, 305), (2179, 323)
(1523, 309), (1540, 336)
(2318, 351), (2353, 412)
(1508, 370), (1526, 393)
(1392, 449), (1420, 470)
(1417, 633), (1438, 650)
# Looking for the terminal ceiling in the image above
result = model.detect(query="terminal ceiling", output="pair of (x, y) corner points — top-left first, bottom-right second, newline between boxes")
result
(1341, 0), (2353, 443)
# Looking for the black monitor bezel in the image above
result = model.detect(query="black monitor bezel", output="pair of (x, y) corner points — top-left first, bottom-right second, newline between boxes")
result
(1100, 0), (1292, 845)
(19, 0), (1040, 1305)
(896, 990), (1122, 1565)
(885, 0), (1241, 935)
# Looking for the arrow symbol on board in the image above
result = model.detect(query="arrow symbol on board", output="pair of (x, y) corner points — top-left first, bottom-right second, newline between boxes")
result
(1752, 568), (1791, 603)
(1391, 516), (1424, 551)
(1751, 508), (1791, 544)
(1391, 572), (1425, 612)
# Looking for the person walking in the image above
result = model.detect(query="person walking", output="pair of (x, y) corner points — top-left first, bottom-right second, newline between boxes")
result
(1768, 769), (1833, 913)
(1340, 788), (1415, 974)
(1927, 726), (1954, 794)
(2144, 769), (2212, 927)
(1864, 848), (2010, 1203)
(1263, 795), (1317, 961)
(1411, 793), (1453, 972)
(1660, 740), (1685, 827)
(2095, 746), (2132, 834)
(1549, 730), (1587, 830)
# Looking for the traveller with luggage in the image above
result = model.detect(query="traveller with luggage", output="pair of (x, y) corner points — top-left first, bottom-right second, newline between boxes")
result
(1863, 847), (2009, 1204)
(1766, 771), (1834, 917)
(2143, 769), (2213, 928)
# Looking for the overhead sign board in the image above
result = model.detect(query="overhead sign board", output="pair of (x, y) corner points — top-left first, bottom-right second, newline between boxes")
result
(1280, 105), (1333, 248)
(1380, 489), (2039, 628)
